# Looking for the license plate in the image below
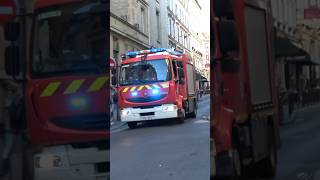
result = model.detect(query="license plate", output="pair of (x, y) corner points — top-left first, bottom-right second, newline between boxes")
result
(141, 116), (154, 120)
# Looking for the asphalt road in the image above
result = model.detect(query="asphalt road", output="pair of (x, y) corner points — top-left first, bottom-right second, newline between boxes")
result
(110, 95), (210, 180)
(269, 104), (320, 180)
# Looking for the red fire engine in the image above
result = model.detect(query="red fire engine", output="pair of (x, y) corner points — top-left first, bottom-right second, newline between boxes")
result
(0, 0), (109, 179)
(211, 0), (280, 179)
(118, 48), (197, 129)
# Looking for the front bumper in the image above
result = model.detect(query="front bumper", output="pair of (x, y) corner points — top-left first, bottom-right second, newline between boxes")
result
(34, 145), (109, 180)
(120, 104), (178, 122)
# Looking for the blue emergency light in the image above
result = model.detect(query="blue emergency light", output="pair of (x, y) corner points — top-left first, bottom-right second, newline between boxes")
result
(131, 92), (138, 96)
(125, 48), (182, 58)
(152, 89), (160, 95)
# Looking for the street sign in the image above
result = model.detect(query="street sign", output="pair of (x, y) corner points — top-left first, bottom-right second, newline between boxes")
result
(110, 58), (116, 67)
(304, 8), (320, 19)
(0, 0), (16, 24)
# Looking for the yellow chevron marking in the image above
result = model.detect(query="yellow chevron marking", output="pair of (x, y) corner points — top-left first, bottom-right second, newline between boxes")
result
(138, 86), (145, 91)
(88, 77), (108, 92)
(41, 82), (61, 97)
(122, 87), (129, 93)
(145, 85), (152, 90)
(160, 83), (169, 88)
(63, 79), (85, 94)
(130, 86), (137, 92)
(152, 84), (160, 89)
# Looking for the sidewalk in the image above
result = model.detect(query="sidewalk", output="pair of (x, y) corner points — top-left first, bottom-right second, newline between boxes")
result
(110, 120), (128, 133)
(281, 103), (320, 125)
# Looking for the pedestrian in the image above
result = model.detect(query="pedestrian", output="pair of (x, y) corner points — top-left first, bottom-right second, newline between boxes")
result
(288, 73), (296, 115)
(298, 73), (307, 107)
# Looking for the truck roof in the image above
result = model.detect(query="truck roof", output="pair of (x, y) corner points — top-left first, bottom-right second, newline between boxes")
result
(122, 53), (182, 64)
(35, 0), (82, 9)
(121, 48), (190, 65)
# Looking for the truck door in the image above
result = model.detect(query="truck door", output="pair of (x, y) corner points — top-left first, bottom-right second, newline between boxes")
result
(177, 61), (186, 98)
(172, 60), (179, 96)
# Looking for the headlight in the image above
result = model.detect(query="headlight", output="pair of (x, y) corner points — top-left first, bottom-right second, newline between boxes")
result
(34, 155), (63, 168)
(162, 105), (177, 111)
(70, 96), (88, 110)
(121, 109), (130, 116)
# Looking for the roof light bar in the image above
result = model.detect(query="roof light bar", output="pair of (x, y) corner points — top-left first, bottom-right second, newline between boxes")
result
(125, 48), (182, 58)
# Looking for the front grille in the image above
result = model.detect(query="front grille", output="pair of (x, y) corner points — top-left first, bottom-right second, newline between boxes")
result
(140, 112), (155, 116)
(51, 113), (109, 131)
(71, 140), (109, 150)
(127, 95), (166, 103)
(95, 162), (109, 173)
(135, 105), (161, 109)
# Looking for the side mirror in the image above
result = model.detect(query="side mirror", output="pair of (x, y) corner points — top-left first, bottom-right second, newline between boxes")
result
(221, 59), (240, 72)
(113, 95), (118, 103)
(178, 68), (184, 79)
(179, 79), (185, 84)
(5, 46), (20, 76)
(111, 68), (116, 75)
(217, 20), (239, 55)
(214, 0), (234, 18)
(111, 76), (117, 86)
(4, 22), (20, 41)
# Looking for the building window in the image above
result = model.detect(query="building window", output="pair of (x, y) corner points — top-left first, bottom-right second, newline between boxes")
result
(113, 37), (119, 61)
(141, 7), (147, 33)
(169, 18), (172, 36)
(175, 4), (177, 15)
(156, 10), (161, 42)
(177, 26), (180, 42)
(173, 21), (175, 37)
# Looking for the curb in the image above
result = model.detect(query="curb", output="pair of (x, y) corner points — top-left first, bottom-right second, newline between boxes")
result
(110, 121), (128, 133)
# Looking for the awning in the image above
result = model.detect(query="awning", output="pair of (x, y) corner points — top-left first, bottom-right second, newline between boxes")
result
(275, 37), (320, 65)
(275, 37), (308, 58)
(196, 73), (207, 81)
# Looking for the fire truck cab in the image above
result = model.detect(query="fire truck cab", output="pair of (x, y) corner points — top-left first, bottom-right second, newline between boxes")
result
(0, 0), (110, 179)
(118, 48), (197, 129)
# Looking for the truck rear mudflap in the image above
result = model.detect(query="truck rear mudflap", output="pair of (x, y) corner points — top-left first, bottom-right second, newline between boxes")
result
(120, 104), (178, 122)
(215, 150), (235, 177)
(34, 144), (109, 180)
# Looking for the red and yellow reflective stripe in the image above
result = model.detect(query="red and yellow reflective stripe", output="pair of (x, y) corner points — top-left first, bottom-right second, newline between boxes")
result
(130, 86), (137, 92)
(40, 76), (108, 97)
(122, 87), (130, 93)
(88, 77), (108, 92)
(40, 82), (61, 97)
(64, 79), (85, 94)
(121, 82), (169, 93)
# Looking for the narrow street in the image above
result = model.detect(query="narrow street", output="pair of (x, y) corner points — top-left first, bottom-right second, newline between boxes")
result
(256, 104), (320, 180)
(110, 95), (210, 180)
(271, 104), (320, 180)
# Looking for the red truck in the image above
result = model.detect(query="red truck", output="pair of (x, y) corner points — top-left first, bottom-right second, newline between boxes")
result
(0, 0), (109, 179)
(118, 48), (197, 129)
(211, 0), (281, 178)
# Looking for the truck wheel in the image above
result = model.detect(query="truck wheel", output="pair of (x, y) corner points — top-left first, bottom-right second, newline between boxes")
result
(256, 125), (277, 178)
(177, 109), (185, 124)
(189, 100), (197, 118)
(127, 122), (138, 129)
(230, 149), (241, 180)
(258, 142), (276, 178)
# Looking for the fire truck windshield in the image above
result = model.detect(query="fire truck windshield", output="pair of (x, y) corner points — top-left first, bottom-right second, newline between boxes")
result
(120, 59), (172, 85)
(32, 2), (106, 76)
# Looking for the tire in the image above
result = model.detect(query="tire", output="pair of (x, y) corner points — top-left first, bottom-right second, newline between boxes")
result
(177, 109), (185, 124)
(230, 149), (241, 180)
(189, 100), (197, 118)
(258, 143), (277, 178)
(127, 122), (138, 129)
(256, 126), (277, 178)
